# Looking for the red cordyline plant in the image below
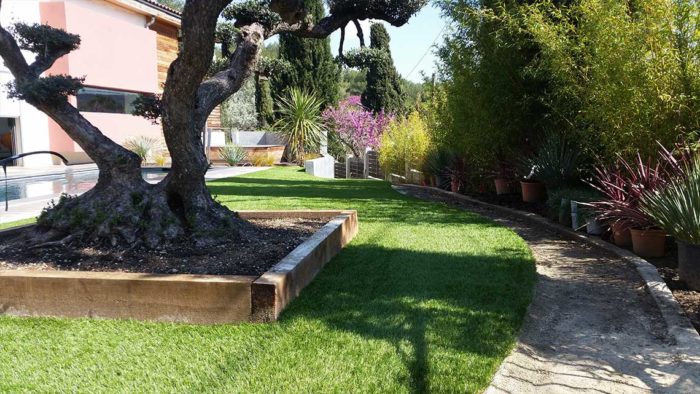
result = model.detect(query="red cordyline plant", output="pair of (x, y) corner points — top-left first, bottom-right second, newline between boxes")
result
(586, 143), (692, 229)
(322, 96), (392, 158)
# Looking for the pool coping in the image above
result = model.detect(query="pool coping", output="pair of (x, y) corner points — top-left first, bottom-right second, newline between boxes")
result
(0, 210), (358, 324)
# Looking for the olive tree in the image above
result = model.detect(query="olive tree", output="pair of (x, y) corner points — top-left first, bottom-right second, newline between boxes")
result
(0, 0), (424, 248)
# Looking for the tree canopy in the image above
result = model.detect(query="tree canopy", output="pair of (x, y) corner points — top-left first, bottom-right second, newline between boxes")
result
(272, 0), (339, 107)
(344, 24), (405, 113)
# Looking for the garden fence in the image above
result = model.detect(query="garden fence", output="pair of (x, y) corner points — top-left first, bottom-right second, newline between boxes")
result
(334, 162), (346, 179)
(332, 150), (382, 180)
(365, 150), (383, 179)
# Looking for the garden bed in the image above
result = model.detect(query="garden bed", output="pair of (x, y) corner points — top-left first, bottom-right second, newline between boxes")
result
(0, 218), (325, 276)
(0, 210), (358, 324)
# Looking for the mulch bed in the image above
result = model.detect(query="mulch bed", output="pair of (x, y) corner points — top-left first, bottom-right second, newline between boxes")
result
(464, 191), (550, 218)
(0, 218), (326, 277)
(657, 267), (700, 333)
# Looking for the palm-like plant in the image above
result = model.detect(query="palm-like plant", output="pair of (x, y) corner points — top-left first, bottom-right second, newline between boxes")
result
(274, 88), (325, 165)
(641, 156), (700, 245)
(586, 143), (693, 228)
(123, 136), (164, 164)
(522, 133), (581, 187)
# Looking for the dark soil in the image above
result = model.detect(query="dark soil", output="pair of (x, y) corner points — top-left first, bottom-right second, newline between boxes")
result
(0, 218), (326, 276)
(657, 267), (700, 333)
(464, 191), (550, 218)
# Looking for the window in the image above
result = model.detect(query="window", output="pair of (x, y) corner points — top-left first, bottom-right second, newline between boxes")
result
(77, 87), (146, 114)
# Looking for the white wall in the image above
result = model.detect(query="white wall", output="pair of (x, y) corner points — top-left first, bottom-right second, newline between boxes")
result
(0, 0), (52, 167)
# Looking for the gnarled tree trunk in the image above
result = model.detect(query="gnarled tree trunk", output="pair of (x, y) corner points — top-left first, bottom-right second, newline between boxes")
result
(0, 0), (423, 248)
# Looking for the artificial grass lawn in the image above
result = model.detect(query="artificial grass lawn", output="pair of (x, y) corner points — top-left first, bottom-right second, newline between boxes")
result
(0, 167), (536, 393)
(0, 217), (35, 230)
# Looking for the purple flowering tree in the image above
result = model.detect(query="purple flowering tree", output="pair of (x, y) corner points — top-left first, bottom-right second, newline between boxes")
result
(322, 96), (392, 158)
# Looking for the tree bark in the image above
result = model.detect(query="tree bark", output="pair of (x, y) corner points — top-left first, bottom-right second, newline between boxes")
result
(0, 0), (424, 248)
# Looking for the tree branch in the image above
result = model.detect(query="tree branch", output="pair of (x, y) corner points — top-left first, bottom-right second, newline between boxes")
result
(267, 0), (426, 38)
(353, 20), (366, 48)
(338, 24), (346, 60)
(195, 24), (264, 129)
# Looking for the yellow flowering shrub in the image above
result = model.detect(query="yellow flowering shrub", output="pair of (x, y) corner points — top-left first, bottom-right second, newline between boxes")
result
(379, 111), (430, 177)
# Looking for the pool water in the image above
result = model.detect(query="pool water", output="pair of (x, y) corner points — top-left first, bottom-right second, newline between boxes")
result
(0, 168), (168, 202)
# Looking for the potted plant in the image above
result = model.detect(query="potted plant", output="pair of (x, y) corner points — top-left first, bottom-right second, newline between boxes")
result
(642, 156), (700, 290)
(444, 150), (467, 194)
(423, 147), (450, 190)
(494, 178), (512, 195)
(519, 164), (546, 202)
(588, 152), (673, 255)
(493, 154), (515, 195)
(520, 133), (582, 203)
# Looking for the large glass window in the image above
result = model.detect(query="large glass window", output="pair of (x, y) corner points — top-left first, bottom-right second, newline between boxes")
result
(76, 87), (145, 114)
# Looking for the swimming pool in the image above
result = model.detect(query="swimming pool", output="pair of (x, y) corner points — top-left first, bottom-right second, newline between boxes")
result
(1, 168), (168, 202)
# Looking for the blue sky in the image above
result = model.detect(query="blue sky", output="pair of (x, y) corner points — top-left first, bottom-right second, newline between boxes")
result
(328, 4), (446, 83)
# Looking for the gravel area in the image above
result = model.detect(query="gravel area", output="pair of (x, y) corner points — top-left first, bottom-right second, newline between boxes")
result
(0, 218), (326, 276)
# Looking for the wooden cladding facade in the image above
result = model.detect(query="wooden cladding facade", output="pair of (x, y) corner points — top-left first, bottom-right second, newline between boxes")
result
(148, 19), (222, 129)
(149, 20), (178, 92)
(207, 105), (223, 129)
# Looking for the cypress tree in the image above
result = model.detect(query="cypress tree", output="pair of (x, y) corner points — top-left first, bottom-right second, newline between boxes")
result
(255, 75), (274, 128)
(345, 24), (405, 113)
(271, 0), (339, 107)
(365, 24), (404, 113)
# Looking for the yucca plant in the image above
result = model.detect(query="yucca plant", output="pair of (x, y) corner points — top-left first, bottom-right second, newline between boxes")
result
(274, 88), (325, 165)
(641, 156), (700, 245)
(522, 133), (581, 187)
(123, 136), (164, 164)
(219, 143), (247, 166)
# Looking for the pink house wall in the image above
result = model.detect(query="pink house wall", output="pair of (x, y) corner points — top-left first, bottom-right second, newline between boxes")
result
(40, 0), (163, 159)
(62, 0), (158, 93)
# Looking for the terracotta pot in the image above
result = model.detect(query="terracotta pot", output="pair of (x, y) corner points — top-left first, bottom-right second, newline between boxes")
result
(494, 178), (511, 195)
(450, 178), (460, 193)
(611, 221), (632, 247)
(520, 180), (546, 203)
(630, 228), (666, 258)
(678, 241), (700, 291)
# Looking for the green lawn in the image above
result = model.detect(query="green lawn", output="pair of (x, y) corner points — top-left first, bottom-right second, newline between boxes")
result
(0, 217), (35, 230)
(0, 167), (535, 393)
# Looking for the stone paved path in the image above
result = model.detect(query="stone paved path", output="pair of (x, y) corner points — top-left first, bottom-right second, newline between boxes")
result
(396, 185), (700, 393)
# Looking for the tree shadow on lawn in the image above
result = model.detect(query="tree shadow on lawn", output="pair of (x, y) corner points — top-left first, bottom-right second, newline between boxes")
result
(196, 245), (536, 393)
(209, 175), (507, 229)
(209, 179), (395, 203)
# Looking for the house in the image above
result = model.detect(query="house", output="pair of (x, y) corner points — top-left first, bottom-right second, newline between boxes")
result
(0, 0), (182, 167)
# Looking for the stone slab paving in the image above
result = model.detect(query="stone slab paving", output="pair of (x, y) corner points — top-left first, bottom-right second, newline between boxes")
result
(396, 185), (700, 393)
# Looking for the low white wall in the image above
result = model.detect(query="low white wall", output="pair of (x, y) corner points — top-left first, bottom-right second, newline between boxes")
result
(304, 155), (335, 179)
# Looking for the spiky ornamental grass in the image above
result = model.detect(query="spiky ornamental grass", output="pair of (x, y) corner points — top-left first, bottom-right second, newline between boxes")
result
(219, 143), (248, 166)
(642, 156), (700, 245)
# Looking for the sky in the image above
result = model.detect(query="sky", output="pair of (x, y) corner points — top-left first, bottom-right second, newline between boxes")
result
(327, 4), (446, 83)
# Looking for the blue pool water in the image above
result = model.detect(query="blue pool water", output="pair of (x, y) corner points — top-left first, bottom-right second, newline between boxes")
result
(0, 168), (168, 202)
